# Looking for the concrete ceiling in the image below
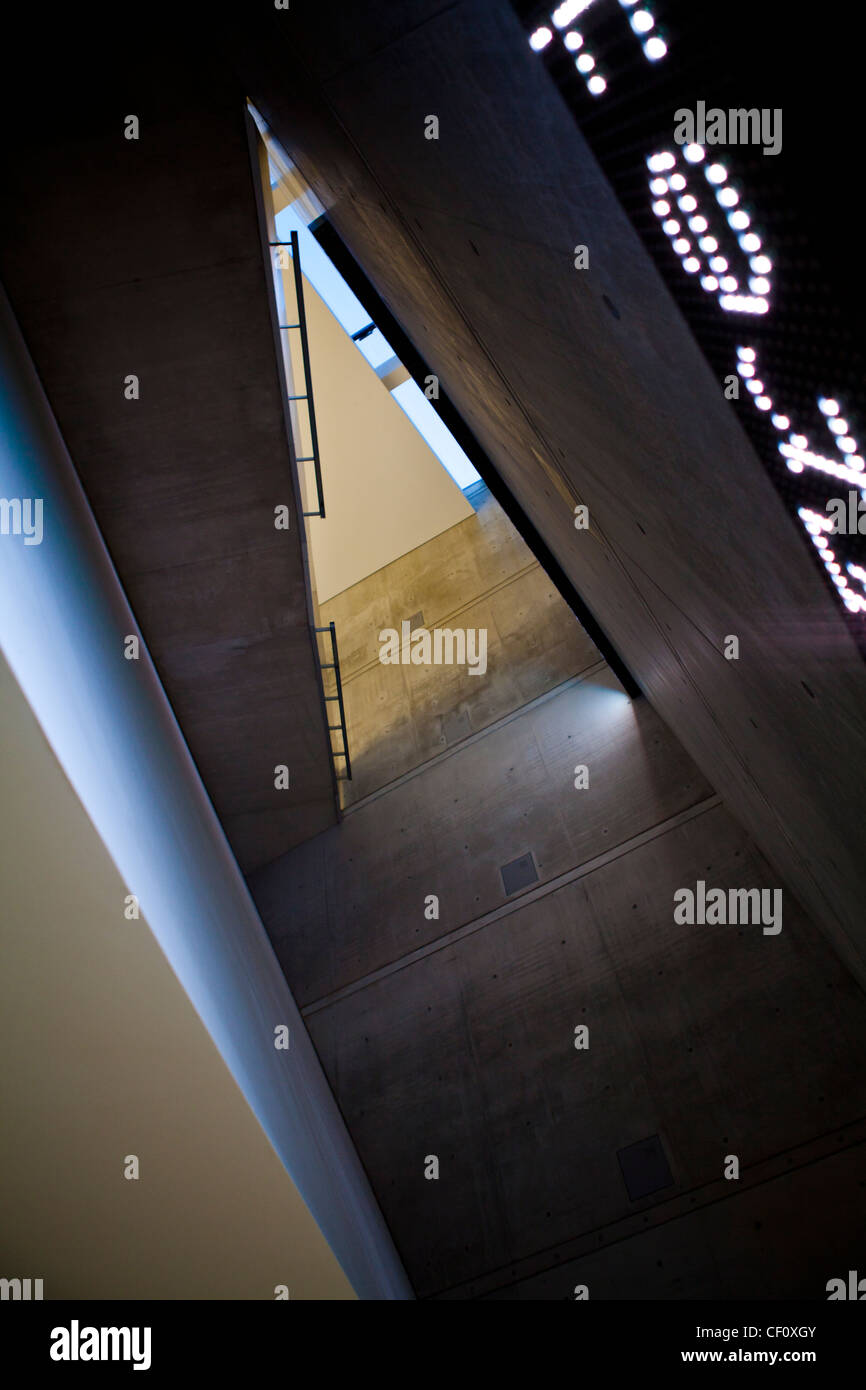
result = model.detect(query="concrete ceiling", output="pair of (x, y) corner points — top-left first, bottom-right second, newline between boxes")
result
(0, 52), (337, 875)
(226, 0), (866, 984)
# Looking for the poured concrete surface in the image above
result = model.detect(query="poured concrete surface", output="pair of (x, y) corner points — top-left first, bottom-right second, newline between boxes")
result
(321, 484), (600, 803)
(251, 667), (712, 1005)
(0, 54), (337, 874)
(298, 804), (866, 1298)
(231, 0), (866, 986)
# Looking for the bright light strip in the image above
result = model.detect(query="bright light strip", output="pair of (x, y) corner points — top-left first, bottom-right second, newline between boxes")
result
(719, 294), (768, 313)
(631, 9), (654, 32)
(644, 35), (667, 60)
(780, 442), (866, 489)
(530, 25), (553, 49)
(648, 149), (772, 312)
(552, 0), (594, 29)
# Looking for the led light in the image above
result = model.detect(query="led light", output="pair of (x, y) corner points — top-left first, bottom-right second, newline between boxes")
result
(698, 235), (718, 253)
(563, 30), (584, 50)
(749, 276), (770, 295)
(668, 172), (686, 191)
(728, 210), (750, 230)
(700, 275), (719, 291)
(683, 142), (704, 163)
(588, 73), (607, 93)
(530, 25), (553, 49)
(644, 36), (668, 60)
(673, 237), (690, 254)
(688, 215), (708, 233)
(736, 346), (755, 360)
(652, 200), (670, 216)
(649, 177), (667, 195)
(576, 52), (595, 72)
(677, 194), (697, 212)
(662, 218), (680, 236)
(771, 414), (790, 430)
(737, 362), (755, 377)
(828, 562), (841, 574)
(750, 254), (772, 274)
(683, 256), (700, 273)
(839, 438), (857, 453)
(717, 187), (738, 209)
(787, 458), (805, 473)
(791, 434), (808, 449)
(720, 275), (738, 292)
(552, 1), (584, 29)
(828, 418), (848, 435)
(819, 398), (840, 416)
(706, 163), (727, 184)
(631, 10), (654, 33)
(720, 294), (768, 313)
(647, 151), (675, 172)
(739, 233), (761, 252)
(850, 457), (865, 471)
(819, 548), (834, 561)
(746, 378), (764, 394)
(755, 396), (772, 411)
(709, 256), (728, 273)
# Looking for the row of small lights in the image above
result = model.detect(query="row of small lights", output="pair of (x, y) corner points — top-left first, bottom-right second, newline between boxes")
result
(798, 506), (866, 613)
(528, 6), (864, 618)
(530, 1), (667, 99)
(738, 348), (865, 613)
(737, 346), (863, 478)
(647, 145), (771, 314)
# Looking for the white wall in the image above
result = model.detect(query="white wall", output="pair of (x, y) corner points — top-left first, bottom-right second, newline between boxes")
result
(0, 647), (355, 1299)
(283, 271), (473, 603)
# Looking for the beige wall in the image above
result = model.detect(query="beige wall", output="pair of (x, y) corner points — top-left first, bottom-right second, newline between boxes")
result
(283, 270), (473, 603)
(0, 648), (355, 1300)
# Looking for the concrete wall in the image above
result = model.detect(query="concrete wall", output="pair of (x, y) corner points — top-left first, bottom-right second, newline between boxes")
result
(0, 48), (337, 875)
(228, 0), (866, 989)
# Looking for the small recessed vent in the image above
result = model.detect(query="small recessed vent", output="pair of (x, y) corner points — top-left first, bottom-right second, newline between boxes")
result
(500, 852), (538, 897)
(617, 1135), (674, 1202)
